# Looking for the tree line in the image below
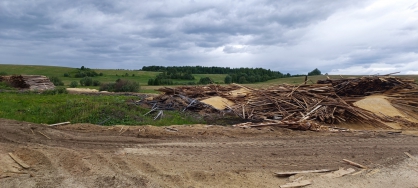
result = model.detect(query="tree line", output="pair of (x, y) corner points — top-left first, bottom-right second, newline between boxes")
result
(144, 66), (288, 85)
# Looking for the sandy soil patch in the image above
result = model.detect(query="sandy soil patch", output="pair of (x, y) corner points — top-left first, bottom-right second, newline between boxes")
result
(66, 88), (99, 93)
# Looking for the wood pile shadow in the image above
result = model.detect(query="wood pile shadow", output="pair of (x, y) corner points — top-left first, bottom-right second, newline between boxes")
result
(0, 75), (55, 91)
(141, 76), (418, 131)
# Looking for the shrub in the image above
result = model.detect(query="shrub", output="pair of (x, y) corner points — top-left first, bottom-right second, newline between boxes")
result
(69, 81), (78, 88)
(93, 80), (101, 86)
(80, 77), (93, 86)
(99, 83), (114, 91)
(114, 79), (140, 92)
(148, 78), (154, 85)
(41, 87), (68, 95)
(0, 72), (7, 76)
(74, 66), (99, 78)
(198, 77), (213, 85)
(48, 76), (64, 86)
(224, 75), (232, 84)
(63, 73), (70, 77)
(99, 79), (140, 92)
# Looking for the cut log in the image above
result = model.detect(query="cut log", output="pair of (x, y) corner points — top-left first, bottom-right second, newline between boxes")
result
(37, 131), (51, 139)
(48, 121), (70, 127)
(404, 152), (418, 162)
(280, 180), (312, 188)
(322, 168), (355, 178)
(8, 153), (30, 169)
(343, 159), (367, 169)
(275, 169), (335, 177)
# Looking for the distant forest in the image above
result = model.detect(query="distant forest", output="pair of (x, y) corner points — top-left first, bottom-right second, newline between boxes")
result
(143, 66), (309, 85)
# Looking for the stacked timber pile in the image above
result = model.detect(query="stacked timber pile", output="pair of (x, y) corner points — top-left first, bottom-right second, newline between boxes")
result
(23, 75), (55, 91)
(0, 75), (55, 91)
(317, 76), (416, 96)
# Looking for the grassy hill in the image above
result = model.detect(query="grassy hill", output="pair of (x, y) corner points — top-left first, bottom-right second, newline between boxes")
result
(0, 64), (159, 85)
(1, 64), (416, 91)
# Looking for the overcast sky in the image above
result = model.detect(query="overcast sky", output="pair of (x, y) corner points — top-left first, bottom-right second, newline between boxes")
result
(1, 0), (417, 75)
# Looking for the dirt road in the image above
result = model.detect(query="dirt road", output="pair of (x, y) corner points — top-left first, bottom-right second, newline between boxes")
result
(1, 118), (418, 187)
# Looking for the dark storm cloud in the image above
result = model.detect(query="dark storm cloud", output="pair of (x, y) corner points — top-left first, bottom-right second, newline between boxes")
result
(0, 0), (417, 74)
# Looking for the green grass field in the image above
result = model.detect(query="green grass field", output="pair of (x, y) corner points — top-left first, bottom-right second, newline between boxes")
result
(0, 64), (160, 86)
(0, 91), (203, 126)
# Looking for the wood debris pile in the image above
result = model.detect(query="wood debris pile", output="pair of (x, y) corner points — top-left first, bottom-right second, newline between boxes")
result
(140, 85), (242, 114)
(317, 76), (416, 96)
(0, 75), (55, 91)
(224, 84), (388, 128)
(387, 90), (418, 126)
(143, 81), (418, 129)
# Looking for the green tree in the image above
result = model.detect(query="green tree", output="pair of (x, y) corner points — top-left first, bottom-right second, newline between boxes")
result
(199, 77), (213, 85)
(308, 68), (322, 76)
(148, 79), (154, 85)
(224, 75), (232, 84)
(48, 76), (64, 86)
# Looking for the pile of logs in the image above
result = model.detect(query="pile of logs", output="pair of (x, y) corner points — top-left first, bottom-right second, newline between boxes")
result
(141, 94), (218, 114)
(23, 75), (55, 91)
(0, 75), (55, 91)
(0, 75), (30, 88)
(143, 83), (399, 129)
(140, 75), (418, 130)
(317, 76), (416, 96)
(222, 84), (388, 127)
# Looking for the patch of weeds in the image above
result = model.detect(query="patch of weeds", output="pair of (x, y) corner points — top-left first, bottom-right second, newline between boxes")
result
(0, 82), (15, 90)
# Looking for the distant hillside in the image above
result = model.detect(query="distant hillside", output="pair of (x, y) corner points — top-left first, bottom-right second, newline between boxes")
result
(0, 64), (159, 86)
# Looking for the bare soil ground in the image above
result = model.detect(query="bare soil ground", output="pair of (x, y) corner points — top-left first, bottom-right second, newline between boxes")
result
(1, 118), (418, 188)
